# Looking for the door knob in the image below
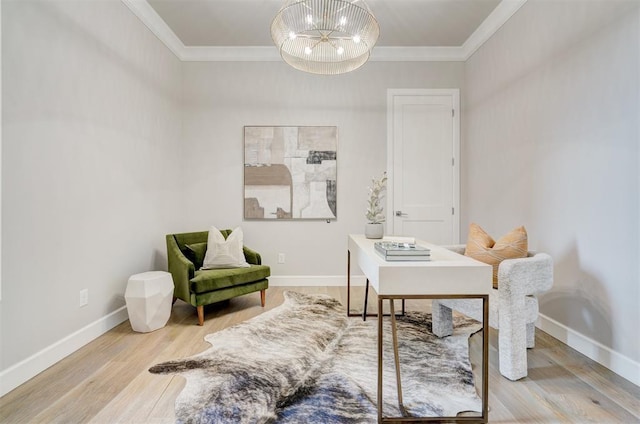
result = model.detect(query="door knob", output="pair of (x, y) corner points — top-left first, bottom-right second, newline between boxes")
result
(395, 211), (408, 217)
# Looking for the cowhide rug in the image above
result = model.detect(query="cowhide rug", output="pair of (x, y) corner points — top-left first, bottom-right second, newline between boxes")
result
(149, 291), (482, 423)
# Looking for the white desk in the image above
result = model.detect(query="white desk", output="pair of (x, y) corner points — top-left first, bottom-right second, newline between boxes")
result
(347, 234), (492, 423)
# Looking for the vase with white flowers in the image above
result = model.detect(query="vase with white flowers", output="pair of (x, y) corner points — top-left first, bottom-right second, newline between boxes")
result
(365, 171), (387, 239)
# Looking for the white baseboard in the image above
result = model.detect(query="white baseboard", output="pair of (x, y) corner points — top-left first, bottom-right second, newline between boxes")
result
(268, 281), (640, 386)
(0, 306), (129, 397)
(537, 313), (640, 387)
(5, 286), (635, 399)
(0, 276), (358, 397)
(269, 275), (367, 287)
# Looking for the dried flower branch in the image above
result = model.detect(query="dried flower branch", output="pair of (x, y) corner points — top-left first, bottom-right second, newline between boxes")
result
(365, 172), (387, 224)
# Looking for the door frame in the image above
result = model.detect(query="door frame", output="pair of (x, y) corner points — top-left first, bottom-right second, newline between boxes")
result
(386, 88), (461, 243)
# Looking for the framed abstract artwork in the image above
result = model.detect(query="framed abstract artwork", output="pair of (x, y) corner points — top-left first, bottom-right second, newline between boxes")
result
(244, 126), (337, 220)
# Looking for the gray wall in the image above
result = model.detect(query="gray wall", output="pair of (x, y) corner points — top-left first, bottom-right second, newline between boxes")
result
(181, 61), (465, 276)
(2, 0), (638, 388)
(463, 0), (640, 364)
(1, 0), (183, 370)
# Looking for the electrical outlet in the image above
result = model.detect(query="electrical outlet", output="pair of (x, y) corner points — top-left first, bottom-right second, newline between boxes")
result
(278, 253), (286, 264)
(79, 289), (89, 307)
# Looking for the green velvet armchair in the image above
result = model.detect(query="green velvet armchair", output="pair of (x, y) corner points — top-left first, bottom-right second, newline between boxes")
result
(166, 230), (270, 325)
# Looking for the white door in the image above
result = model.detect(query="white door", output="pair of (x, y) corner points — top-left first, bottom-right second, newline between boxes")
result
(386, 89), (460, 245)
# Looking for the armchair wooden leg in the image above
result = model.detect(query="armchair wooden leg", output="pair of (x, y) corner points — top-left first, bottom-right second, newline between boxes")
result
(260, 289), (266, 307)
(197, 306), (204, 326)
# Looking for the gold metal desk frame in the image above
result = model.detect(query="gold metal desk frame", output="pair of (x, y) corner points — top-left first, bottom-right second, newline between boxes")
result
(346, 235), (491, 424)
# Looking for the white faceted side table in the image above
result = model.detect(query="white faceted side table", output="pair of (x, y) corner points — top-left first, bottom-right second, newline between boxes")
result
(125, 271), (174, 333)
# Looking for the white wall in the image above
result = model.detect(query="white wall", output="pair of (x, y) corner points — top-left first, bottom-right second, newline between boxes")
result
(0, 0), (3, 303)
(463, 0), (640, 376)
(1, 0), (183, 389)
(3, 0), (638, 395)
(180, 61), (465, 278)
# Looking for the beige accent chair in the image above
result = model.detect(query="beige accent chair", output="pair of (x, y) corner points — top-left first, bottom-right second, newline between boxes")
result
(432, 245), (553, 381)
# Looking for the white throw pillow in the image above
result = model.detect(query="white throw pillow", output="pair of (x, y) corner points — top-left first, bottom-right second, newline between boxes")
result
(201, 226), (250, 269)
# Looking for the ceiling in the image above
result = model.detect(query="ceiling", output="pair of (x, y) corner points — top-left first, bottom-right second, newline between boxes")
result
(123, 0), (528, 61)
(146, 0), (502, 47)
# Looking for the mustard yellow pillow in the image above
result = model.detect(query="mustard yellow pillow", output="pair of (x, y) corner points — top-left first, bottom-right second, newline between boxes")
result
(464, 223), (528, 288)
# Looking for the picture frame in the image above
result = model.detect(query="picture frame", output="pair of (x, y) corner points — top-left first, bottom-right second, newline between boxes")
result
(244, 126), (337, 220)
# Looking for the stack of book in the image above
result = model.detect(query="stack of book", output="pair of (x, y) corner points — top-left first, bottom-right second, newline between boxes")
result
(374, 241), (431, 261)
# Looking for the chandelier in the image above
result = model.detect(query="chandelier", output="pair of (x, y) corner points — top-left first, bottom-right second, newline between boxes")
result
(271, 0), (380, 75)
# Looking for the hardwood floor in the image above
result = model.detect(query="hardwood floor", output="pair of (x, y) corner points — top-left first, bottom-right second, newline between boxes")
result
(1, 286), (639, 423)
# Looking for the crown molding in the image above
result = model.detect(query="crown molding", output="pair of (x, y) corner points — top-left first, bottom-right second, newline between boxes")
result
(462, 0), (528, 60)
(122, 0), (185, 59)
(181, 46), (281, 62)
(122, 0), (528, 62)
(371, 46), (466, 62)
(179, 46), (467, 62)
